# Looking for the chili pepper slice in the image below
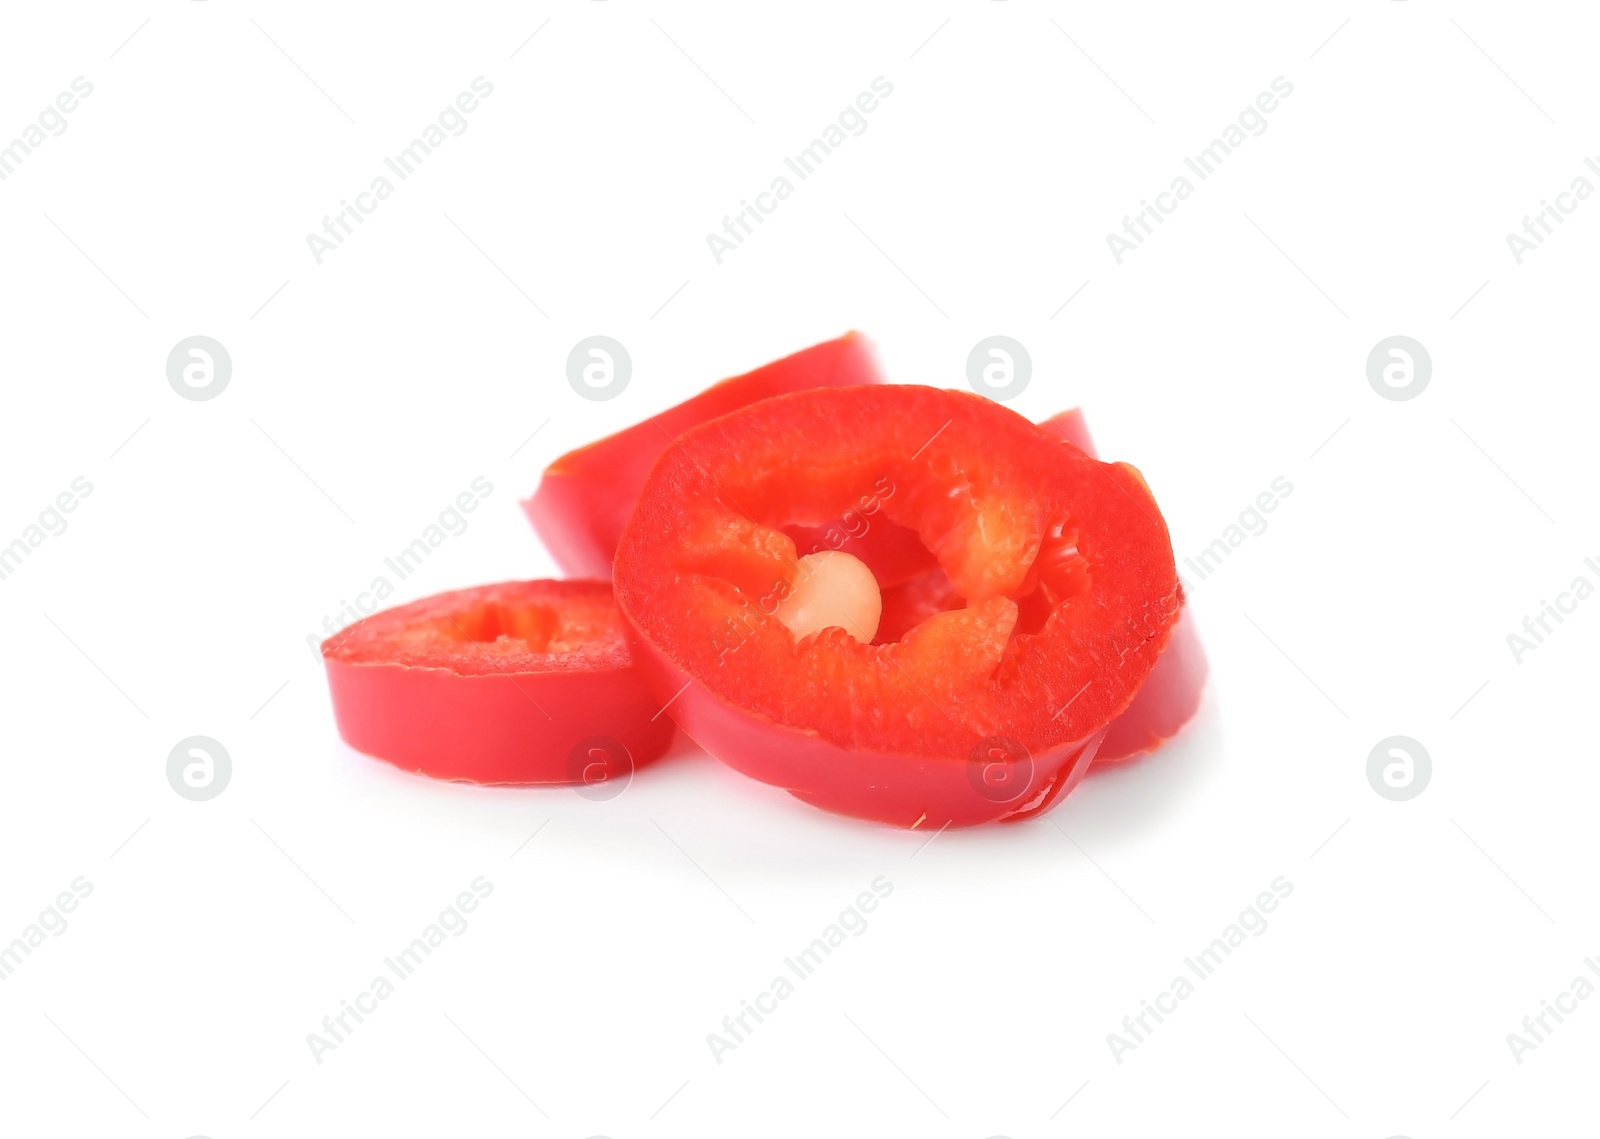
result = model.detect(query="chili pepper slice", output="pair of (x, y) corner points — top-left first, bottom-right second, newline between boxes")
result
(613, 385), (1182, 827)
(323, 580), (674, 786)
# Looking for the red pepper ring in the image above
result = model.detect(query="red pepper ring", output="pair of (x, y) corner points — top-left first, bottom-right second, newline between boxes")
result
(523, 332), (887, 580)
(613, 384), (1183, 827)
(322, 580), (674, 788)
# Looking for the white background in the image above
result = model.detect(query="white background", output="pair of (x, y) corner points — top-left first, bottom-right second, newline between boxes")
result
(1, 1), (1596, 1135)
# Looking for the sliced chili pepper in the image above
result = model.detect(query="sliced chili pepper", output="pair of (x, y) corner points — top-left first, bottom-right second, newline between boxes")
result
(1036, 410), (1208, 762)
(323, 580), (674, 786)
(523, 332), (886, 579)
(613, 385), (1182, 827)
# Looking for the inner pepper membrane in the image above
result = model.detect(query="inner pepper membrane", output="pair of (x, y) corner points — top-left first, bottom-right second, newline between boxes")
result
(615, 385), (1181, 759)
